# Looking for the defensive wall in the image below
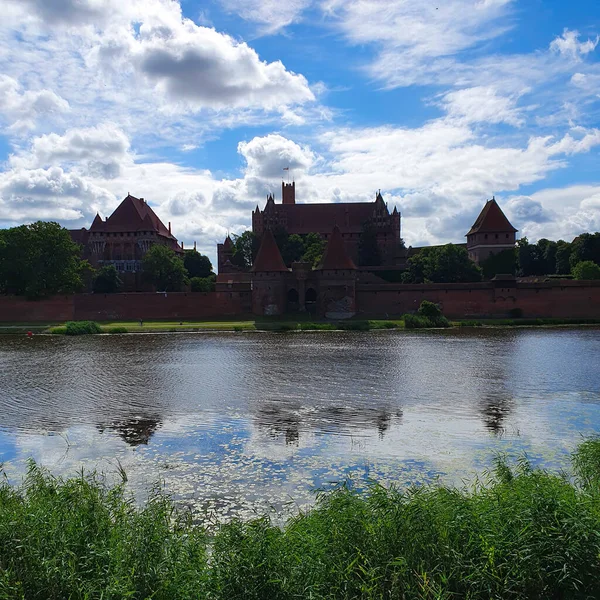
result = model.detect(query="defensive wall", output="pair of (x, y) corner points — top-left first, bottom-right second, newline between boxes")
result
(0, 291), (251, 322)
(0, 280), (599, 322)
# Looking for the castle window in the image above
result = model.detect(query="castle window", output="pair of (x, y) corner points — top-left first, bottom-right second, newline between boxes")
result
(484, 234), (488, 240)
(506, 234), (509, 239)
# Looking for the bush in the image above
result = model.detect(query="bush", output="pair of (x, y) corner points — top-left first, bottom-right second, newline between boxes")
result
(64, 321), (102, 336)
(107, 327), (128, 334)
(572, 260), (600, 280)
(2, 442), (600, 599)
(382, 321), (397, 329)
(418, 300), (442, 318)
(403, 313), (450, 329)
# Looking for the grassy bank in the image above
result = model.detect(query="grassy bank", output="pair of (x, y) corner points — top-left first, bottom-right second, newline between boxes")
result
(1, 440), (600, 599)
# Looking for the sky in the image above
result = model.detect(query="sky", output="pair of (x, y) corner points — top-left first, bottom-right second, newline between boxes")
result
(0, 0), (599, 266)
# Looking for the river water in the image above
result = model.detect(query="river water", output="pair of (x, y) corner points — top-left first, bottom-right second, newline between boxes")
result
(1, 329), (599, 520)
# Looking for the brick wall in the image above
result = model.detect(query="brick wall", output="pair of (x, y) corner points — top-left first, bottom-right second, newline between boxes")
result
(0, 295), (75, 322)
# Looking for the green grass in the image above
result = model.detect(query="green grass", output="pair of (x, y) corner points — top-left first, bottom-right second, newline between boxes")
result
(1, 441), (600, 599)
(455, 318), (600, 328)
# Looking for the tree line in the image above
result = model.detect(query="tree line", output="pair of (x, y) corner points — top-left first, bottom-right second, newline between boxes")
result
(0, 221), (216, 298)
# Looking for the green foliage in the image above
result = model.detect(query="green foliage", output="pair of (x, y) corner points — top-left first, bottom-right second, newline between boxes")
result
(569, 232), (600, 269)
(480, 248), (517, 279)
(184, 250), (213, 278)
(555, 240), (572, 274)
(282, 234), (305, 265)
(302, 233), (327, 269)
(572, 260), (600, 280)
(92, 265), (122, 294)
(190, 275), (216, 292)
(231, 231), (259, 271)
(404, 244), (482, 283)
(3, 442), (600, 599)
(358, 223), (382, 266)
(107, 327), (128, 334)
(417, 300), (442, 318)
(403, 313), (451, 328)
(64, 321), (102, 336)
(142, 245), (188, 291)
(0, 221), (91, 298)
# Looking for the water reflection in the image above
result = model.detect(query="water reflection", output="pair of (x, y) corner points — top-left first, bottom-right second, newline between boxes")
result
(0, 329), (599, 520)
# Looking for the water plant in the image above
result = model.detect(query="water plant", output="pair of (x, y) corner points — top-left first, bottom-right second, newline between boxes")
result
(1, 441), (600, 599)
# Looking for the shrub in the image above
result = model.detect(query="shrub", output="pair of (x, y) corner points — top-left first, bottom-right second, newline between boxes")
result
(572, 260), (600, 280)
(403, 313), (450, 329)
(107, 327), (128, 334)
(233, 326), (243, 332)
(418, 300), (442, 318)
(64, 321), (102, 336)
(383, 321), (397, 329)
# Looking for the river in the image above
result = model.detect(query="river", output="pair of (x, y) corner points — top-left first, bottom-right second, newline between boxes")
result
(1, 328), (599, 520)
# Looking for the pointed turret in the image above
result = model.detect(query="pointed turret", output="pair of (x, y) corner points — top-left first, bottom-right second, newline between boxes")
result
(223, 235), (233, 250)
(252, 230), (288, 272)
(467, 198), (517, 236)
(90, 213), (105, 231)
(317, 226), (356, 270)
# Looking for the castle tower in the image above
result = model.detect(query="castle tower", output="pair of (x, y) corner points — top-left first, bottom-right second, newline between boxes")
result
(217, 234), (235, 273)
(466, 197), (517, 264)
(282, 181), (295, 205)
(316, 225), (357, 319)
(251, 230), (289, 316)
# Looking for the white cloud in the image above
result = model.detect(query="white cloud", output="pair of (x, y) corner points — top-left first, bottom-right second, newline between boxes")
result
(440, 86), (525, 126)
(550, 29), (599, 60)
(0, 75), (70, 132)
(218, 0), (312, 34)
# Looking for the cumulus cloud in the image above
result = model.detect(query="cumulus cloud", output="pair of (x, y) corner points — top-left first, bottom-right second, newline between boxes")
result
(550, 29), (599, 60)
(0, 75), (69, 132)
(0, 166), (115, 224)
(12, 125), (131, 179)
(505, 196), (552, 223)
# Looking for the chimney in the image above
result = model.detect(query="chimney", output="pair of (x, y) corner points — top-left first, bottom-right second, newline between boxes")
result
(181, 241), (184, 249)
(168, 221), (171, 233)
(194, 241), (197, 251)
(140, 197), (145, 203)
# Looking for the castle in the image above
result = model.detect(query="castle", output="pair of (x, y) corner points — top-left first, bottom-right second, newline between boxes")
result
(71, 185), (518, 317)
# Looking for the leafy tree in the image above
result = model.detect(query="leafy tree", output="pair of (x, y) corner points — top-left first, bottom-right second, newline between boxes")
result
(142, 245), (187, 291)
(190, 275), (216, 292)
(480, 248), (517, 279)
(516, 237), (540, 276)
(282, 234), (305, 265)
(403, 245), (482, 283)
(358, 224), (382, 266)
(555, 241), (572, 274)
(572, 261), (600, 280)
(184, 250), (213, 278)
(570, 233), (600, 269)
(0, 221), (90, 298)
(537, 239), (557, 275)
(231, 231), (259, 270)
(302, 233), (326, 268)
(93, 265), (122, 294)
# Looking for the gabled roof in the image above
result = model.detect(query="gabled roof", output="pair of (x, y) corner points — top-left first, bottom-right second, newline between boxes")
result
(252, 229), (289, 272)
(467, 198), (517, 236)
(89, 194), (177, 240)
(317, 225), (357, 270)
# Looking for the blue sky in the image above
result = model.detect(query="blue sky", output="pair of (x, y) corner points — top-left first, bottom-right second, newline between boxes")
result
(0, 0), (599, 264)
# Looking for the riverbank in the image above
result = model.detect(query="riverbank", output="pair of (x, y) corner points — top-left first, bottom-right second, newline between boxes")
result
(2, 316), (600, 334)
(1, 440), (599, 599)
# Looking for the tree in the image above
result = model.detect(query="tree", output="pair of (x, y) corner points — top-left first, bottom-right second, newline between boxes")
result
(0, 221), (90, 298)
(570, 233), (600, 269)
(403, 245), (482, 283)
(190, 275), (216, 292)
(184, 250), (213, 278)
(142, 245), (187, 291)
(302, 233), (326, 268)
(358, 224), (382, 266)
(537, 239), (557, 275)
(282, 234), (305, 265)
(480, 248), (517, 279)
(516, 237), (540, 276)
(93, 265), (122, 294)
(555, 241), (572, 274)
(231, 231), (259, 270)
(572, 260), (600, 280)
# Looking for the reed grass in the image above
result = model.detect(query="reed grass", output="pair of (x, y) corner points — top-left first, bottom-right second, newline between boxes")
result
(1, 441), (600, 599)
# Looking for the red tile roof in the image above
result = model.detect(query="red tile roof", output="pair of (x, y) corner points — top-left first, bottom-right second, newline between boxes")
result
(467, 199), (517, 235)
(252, 229), (289, 272)
(90, 194), (177, 240)
(318, 225), (357, 270)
